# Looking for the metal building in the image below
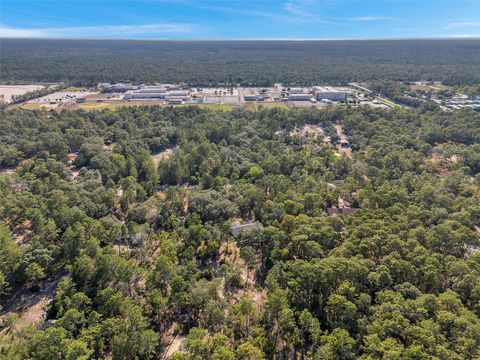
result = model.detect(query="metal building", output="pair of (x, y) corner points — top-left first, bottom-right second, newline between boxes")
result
(288, 93), (312, 101)
(313, 86), (348, 102)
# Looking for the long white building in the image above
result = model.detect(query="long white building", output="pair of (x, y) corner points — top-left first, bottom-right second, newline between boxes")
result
(289, 87), (306, 94)
(289, 93), (312, 101)
(313, 86), (349, 101)
(124, 86), (189, 100)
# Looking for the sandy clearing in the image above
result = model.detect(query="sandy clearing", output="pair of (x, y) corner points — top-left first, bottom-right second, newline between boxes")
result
(334, 124), (352, 159)
(0, 85), (45, 103)
(163, 335), (186, 359)
(29, 91), (99, 105)
(0, 275), (66, 331)
(152, 148), (176, 167)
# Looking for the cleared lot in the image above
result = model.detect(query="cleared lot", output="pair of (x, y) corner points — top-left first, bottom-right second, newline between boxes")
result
(0, 84), (45, 103)
(29, 90), (99, 105)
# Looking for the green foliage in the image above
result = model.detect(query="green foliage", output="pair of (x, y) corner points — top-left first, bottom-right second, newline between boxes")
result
(1, 104), (480, 359)
(24, 262), (45, 285)
(2, 39), (480, 85)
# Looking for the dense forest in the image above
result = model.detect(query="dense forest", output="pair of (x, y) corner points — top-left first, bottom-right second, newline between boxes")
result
(1, 39), (480, 86)
(0, 103), (479, 359)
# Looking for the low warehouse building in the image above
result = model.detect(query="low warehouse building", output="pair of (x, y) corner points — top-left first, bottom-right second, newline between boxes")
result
(131, 92), (167, 99)
(289, 93), (312, 101)
(290, 87), (306, 94)
(167, 90), (188, 97)
(313, 86), (349, 102)
(168, 98), (184, 104)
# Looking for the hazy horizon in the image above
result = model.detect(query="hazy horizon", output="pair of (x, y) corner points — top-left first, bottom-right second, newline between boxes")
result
(2, 37), (480, 41)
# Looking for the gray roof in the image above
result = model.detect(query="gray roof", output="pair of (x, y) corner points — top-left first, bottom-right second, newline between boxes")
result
(231, 221), (261, 238)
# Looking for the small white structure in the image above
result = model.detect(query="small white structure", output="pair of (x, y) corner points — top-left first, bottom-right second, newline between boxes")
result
(168, 98), (184, 104)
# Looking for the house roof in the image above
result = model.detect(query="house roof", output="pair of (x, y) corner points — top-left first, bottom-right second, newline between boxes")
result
(231, 221), (261, 238)
(327, 207), (357, 216)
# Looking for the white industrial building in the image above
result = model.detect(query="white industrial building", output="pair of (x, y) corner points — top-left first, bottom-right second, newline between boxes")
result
(290, 87), (306, 94)
(124, 86), (189, 100)
(168, 98), (184, 104)
(140, 86), (168, 92)
(166, 90), (188, 97)
(125, 91), (165, 100)
(313, 86), (349, 102)
(125, 85), (167, 99)
(101, 83), (138, 93)
(289, 93), (312, 101)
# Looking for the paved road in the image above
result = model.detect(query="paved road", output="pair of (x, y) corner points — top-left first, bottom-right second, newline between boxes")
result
(350, 82), (373, 93)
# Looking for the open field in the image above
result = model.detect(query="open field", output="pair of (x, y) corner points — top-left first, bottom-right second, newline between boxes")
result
(12, 103), (57, 110)
(410, 84), (434, 92)
(14, 101), (236, 111)
(29, 90), (99, 105)
(375, 97), (398, 108)
(80, 102), (240, 111)
(79, 102), (281, 111)
(195, 103), (239, 111)
(410, 82), (451, 92)
(76, 102), (146, 110)
(14, 100), (347, 112)
(244, 102), (289, 111)
(15, 101), (238, 111)
(0, 84), (45, 103)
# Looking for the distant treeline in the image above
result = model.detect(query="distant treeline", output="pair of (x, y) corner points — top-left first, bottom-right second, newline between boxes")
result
(1, 39), (480, 86)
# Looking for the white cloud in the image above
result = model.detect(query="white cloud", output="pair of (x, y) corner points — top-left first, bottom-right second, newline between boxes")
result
(446, 22), (480, 29)
(284, 0), (315, 18)
(283, 0), (334, 23)
(0, 23), (195, 38)
(194, 0), (332, 24)
(353, 16), (394, 21)
(192, 3), (314, 24)
(448, 34), (480, 38)
(0, 26), (47, 38)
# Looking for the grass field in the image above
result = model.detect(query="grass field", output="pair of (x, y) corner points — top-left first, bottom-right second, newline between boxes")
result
(78, 102), (242, 111)
(244, 102), (289, 111)
(77, 102), (166, 110)
(77, 102), (127, 110)
(14, 103), (56, 110)
(195, 103), (239, 111)
(410, 82), (450, 92)
(81, 102), (240, 111)
(15, 100), (291, 112)
(375, 97), (398, 108)
(410, 84), (433, 92)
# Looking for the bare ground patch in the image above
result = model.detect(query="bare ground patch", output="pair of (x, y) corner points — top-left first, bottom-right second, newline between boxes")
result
(0, 275), (66, 332)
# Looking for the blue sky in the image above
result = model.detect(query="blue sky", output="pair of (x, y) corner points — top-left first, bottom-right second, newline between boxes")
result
(1, 0), (480, 39)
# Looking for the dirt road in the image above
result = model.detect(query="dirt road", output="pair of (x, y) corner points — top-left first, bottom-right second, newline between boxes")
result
(334, 124), (352, 159)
